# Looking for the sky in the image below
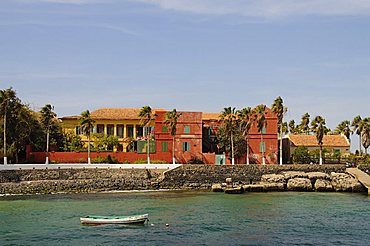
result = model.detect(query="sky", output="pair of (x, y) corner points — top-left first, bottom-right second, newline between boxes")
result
(0, 0), (369, 150)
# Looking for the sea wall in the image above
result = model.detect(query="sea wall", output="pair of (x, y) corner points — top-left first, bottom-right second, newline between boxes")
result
(158, 164), (348, 189)
(0, 168), (165, 194)
(1, 164), (368, 195)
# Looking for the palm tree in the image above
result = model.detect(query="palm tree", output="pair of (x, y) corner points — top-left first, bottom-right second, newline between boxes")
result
(361, 118), (370, 155)
(0, 88), (16, 165)
(299, 113), (311, 134)
(352, 115), (363, 155)
(139, 106), (154, 164)
(40, 104), (56, 164)
(79, 110), (95, 164)
(288, 120), (299, 134)
(271, 96), (286, 165)
(238, 107), (253, 165)
(334, 120), (352, 142)
(164, 109), (182, 164)
(220, 107), (238, 165)
(311, 116), (327, 165)
(254, 104), (267, 165)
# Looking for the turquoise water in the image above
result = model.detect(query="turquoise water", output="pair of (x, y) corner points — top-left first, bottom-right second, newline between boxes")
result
(1, 191), (370, 246)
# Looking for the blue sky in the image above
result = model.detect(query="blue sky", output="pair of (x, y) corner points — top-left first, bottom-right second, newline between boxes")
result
(1, 0), (369, 149)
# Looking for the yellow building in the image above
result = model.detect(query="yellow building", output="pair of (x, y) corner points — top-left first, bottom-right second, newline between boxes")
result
(283, 134), (351, 163)
(60, 108), (161, 152)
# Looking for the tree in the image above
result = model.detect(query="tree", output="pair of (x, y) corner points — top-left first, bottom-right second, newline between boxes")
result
(311, 116), (328, 165)
(40, 104), (56, 164)
(139, 106), (154, 164)
(0, 88), (17, 164)
(164, 109), (182, 164)
(334, 120), (352, 142)
(361, 118), (370, 155)
(292, 146), (311, 164)
(220, 107), (238, 165)
(79, 110), (95, 164)
(299, 113), (311, 134)
(254, 104), (267, 165)
(352, 115), (363, 155)
(238, 107), (253, 164)
(272, 96), (286, 165)
(216, 124), (246, 162)
(288, 120), (299, 134)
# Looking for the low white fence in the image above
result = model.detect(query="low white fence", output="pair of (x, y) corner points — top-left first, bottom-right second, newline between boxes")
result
(0, 163), (182, 170)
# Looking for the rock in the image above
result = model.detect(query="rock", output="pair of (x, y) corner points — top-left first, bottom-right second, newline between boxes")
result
(261, 182), (285, 191)
(331, 172), (366, 192)
(243, 184), (264, 192)
(211, 183), (223, 192)
(307, 172), (330, 181)
(261, 174), (285, 183)
(287, 178), (312, 191)
(282, 171), (308, 180)
(224, 186), (244, 194)
(314, 179), (333, 191)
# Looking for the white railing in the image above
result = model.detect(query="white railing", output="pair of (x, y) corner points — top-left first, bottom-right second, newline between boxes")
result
(0, 163), (182, 170)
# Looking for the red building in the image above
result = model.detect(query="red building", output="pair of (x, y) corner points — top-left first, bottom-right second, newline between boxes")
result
(201, 107), (278, 164)
(154, 111), (204, 163)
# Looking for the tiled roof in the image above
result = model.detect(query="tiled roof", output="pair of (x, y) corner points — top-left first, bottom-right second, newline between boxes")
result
(90, 108), (165, 120)
(202, 113), (221, 121)
(288, 134), (350, 147)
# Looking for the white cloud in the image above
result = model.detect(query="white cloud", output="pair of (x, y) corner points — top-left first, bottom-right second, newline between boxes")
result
(134, 0), (370, 18)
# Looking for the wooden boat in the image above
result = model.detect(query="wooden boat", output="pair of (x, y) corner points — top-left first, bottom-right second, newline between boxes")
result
(80, 213), (149, 225)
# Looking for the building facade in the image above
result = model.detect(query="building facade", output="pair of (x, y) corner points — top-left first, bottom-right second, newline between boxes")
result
(282, 134), (351, 163)
(59, 107), (278, 164)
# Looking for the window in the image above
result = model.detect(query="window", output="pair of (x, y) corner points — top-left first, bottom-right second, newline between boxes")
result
(97, 124), (105, 134)
(183, 142), (190, 152)
(260, 141), (266, 152)
(137, 126), (144, 137)
(117, 125), (124, 138)
(127, 125), (134, 138)
(107, 124), (114, 136)
(162, 142), (168, 152)
(259, 126), (266, 134)
(334, 149), (341, 154)
(144, 126), (153, 136)
(184, 126), (190, 133)
(162, 126), (168, 133)
(76, 126), (82, 135)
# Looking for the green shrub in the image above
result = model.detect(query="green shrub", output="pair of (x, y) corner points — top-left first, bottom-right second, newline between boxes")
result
(150, 160), (167, 164)
(134, 159), (147, 164)
(92, 156), (105, 163)
(292, 146), (311, 164)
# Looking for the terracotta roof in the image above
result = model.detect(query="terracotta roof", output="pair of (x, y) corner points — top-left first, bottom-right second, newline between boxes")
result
(288, 134), (350, 147)
(60, 108), (165, 121)
(202, 113), (221, 121)
(90, 108), (166, 120)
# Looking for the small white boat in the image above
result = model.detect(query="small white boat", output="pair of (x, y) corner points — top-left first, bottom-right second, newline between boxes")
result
(80, 213), (149, 225)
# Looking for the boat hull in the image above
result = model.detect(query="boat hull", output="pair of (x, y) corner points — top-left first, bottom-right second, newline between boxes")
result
(80, 214), (149, 225)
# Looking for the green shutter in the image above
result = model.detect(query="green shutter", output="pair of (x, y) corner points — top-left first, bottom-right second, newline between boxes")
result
(184, 126), (190, 133)
(182, 142), (190, 152)
(162, 142), (168, 152)
(260, 142), (266, 152)
(162, 126), (168, 133)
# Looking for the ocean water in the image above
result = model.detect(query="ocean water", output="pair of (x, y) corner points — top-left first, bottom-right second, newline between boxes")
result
(1, 191), (369, 246)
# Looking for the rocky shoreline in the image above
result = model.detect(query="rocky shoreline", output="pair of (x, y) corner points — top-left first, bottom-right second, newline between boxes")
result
(0, 164), (369, 195)
(212, 171), (365, 193)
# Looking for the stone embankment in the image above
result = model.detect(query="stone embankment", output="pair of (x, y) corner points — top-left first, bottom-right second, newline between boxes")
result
(214, 171), (363, 192)
(1, 164), (369, 195)
(0, 168), (165, 194)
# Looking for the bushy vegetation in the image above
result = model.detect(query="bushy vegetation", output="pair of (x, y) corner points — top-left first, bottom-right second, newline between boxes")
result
(91, 155), (119, 164)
